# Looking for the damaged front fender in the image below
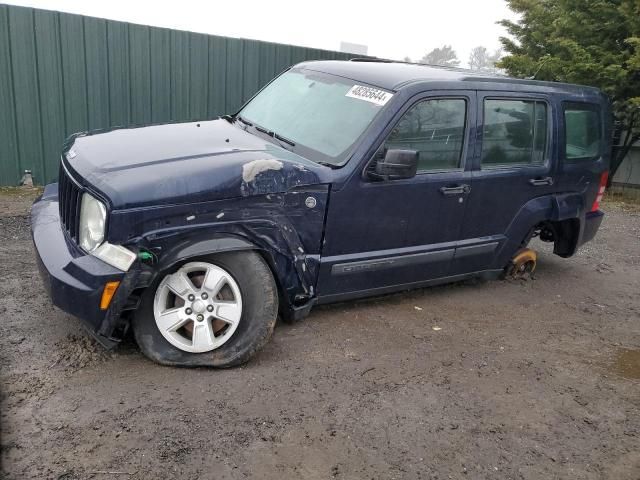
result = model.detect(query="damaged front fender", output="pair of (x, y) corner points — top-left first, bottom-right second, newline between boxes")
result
(108, 185), (330, 313)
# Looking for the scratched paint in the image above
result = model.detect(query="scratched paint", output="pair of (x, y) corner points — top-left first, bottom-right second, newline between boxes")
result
(241, 159), (284, 183)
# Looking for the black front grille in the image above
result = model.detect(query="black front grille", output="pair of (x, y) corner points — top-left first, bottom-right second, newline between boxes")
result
(58, 163), (83, 242)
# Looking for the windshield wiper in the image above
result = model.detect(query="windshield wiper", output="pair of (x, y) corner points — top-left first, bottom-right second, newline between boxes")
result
(314, 161), (338, 169)
(245, 121), (332, 167)
(236, 115), (253, 127)
(273, 132), (296, 147)
(254, 125), (296, 147)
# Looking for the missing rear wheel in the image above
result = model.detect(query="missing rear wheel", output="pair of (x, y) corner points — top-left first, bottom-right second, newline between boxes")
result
(508, 248), (537, 280)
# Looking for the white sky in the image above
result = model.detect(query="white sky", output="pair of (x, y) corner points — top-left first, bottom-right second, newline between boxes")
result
(6, 0), (519, 67)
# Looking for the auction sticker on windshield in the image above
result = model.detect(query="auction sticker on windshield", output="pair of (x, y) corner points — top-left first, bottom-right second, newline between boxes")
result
(346, 85), (393, 106)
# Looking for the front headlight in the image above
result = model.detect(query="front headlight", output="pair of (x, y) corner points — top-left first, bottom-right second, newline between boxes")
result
(79, 193), (106, 252)
(77, 193), (136, 271)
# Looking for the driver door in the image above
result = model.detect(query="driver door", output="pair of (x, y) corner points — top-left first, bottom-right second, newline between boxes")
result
(316, 91), (477, 301)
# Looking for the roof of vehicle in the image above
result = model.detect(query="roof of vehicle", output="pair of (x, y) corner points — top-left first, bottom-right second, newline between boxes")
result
(297, 59), (602, 96)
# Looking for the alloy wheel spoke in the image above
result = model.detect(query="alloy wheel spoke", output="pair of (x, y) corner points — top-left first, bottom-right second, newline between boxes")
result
(202, 267), (227, 297)
(165, 271), (194, 298)
(192, 320), (216, 350)
(215, 301), (242, 325)
(156, 308), (186, 332)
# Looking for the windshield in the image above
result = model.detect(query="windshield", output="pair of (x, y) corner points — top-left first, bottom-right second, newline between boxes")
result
(238, 68), (393, 165)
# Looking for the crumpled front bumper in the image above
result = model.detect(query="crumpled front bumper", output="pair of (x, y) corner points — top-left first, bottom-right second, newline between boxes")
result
(31, 183), (137, 348)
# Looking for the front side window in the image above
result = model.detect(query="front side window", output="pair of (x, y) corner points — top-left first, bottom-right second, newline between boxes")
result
(239, 69), (392, 165)
(481, 99), (548, 167)
(383, 98), (467, 172)
(564, 103), (602, 161)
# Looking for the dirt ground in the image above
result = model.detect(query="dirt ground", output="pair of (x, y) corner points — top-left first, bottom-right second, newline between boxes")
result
(1, 188), (639, 480)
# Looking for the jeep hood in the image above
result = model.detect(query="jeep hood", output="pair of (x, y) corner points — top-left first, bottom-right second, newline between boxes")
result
(64, 119), (331, 209)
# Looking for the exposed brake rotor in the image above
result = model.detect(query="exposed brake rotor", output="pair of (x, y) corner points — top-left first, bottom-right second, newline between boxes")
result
(508, 248), (537, 279)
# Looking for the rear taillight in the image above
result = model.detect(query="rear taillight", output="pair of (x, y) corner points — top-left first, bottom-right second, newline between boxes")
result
(591, 171), (609, 212)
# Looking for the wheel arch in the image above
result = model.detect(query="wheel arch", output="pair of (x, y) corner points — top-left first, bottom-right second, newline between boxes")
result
(494, 192), (585, 268)
(137, 230), (309, 317)
(155, 234), (259, 271)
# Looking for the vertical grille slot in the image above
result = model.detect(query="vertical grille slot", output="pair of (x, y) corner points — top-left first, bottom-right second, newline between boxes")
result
(68, 185), (79, 239)
(58, 162), (83, 242)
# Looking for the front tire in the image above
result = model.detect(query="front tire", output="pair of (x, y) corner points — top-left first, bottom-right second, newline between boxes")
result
(132, 251), (278, 367)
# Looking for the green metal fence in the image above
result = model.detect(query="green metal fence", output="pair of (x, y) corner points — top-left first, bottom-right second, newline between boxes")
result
(0, 5), (360, 186)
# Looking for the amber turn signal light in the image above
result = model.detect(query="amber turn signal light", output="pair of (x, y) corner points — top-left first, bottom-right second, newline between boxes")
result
(100, 281), (121, 310)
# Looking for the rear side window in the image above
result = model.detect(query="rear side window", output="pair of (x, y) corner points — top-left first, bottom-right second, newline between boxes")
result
(481, 99), (548, 167)
(564, 103), (602, 161)
(384, 98), (467, 172)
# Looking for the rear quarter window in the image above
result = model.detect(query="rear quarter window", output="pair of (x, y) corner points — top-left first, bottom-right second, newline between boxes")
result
(564, 102), (602, 162)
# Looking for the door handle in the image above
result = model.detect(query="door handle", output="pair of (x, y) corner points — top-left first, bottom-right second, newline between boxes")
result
(439, 184), (471, 196)
(529, 176), (554, 186)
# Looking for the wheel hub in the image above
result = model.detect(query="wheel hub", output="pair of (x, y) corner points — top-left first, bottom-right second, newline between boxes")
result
(191, 299), (206, 314)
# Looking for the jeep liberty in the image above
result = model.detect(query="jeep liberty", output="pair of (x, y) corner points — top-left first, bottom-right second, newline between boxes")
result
(31, 60), (611, 367)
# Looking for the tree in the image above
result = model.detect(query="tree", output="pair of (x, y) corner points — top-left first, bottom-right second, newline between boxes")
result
(487, 48), (503, 71)
(469, 46), (490, 71)
(469, 46), (503, 72)
(497, 0), (640, 180)
(420, 45), (460, 67)
(403, 56), (412, 63)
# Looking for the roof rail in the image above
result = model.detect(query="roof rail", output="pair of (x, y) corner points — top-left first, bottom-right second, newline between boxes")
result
(349, 57), (394, 63)
(349, 57), (498, 76)
(346, 57), (512, 81)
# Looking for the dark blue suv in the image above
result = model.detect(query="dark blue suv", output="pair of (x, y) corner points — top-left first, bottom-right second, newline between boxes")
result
(31, 60), (611, 367)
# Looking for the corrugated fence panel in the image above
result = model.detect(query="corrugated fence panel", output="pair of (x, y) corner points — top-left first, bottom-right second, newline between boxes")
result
(274, 43), (293, 77)
(0, 5), (369, 185)
(189, 33), (209, 120)
(33, 9), (65, 183)
(208, 36), (227, 118)
(60, 12), (88, 138)
(0, 5), (20, 186)
(9, 7), (43, 184)
(258, 42), (277, 88)
(225, 37), (244, 114)
(84, 17), (110, 131)
(149, 27), (171, 123)
(106, 21), (130, 127)
(129, 24), (152, 125)
(243, 40), (261, 101)
(289, 46), (309, 67)
(170, 29), (190, 122)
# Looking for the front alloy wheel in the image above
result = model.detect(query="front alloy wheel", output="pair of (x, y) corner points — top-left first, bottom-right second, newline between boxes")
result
(133, 251), (279, 367)
(153, 262), (242, 353)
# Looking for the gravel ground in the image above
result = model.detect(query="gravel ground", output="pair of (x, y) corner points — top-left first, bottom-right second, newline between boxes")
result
(1, 189), (639, 480)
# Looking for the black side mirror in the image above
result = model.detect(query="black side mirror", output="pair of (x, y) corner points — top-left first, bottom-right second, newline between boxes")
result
(371, 149), (418, 180)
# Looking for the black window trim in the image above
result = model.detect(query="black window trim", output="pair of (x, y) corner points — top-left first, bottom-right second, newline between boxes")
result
(480, 96), (553, 171)
(378, 95), (470, 176)
(562, 100), (603, 164)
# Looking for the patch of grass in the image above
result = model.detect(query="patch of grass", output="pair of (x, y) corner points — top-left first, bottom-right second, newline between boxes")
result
(0, 186), (44, 197)
(604, 188), (640, 213)
(0, 187), (43, 216)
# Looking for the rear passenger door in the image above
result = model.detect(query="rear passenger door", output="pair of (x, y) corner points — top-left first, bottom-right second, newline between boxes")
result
(455, 92), (555, 273)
